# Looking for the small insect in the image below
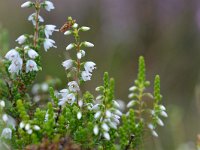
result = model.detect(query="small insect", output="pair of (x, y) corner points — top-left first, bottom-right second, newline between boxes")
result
(60, 19), (76, 33)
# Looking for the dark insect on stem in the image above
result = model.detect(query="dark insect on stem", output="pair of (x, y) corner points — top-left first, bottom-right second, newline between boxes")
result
(60, 19), (76, 33)
(125, 134), (135, 150)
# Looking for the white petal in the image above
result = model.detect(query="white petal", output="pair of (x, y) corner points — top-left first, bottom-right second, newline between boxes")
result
(77, 112), (82, 120)
(93, 125), (99, 135)
(21, 1), (32, 8)
(103, 132), (110, 140)
(66, 43), (74, 50)
(84, 41), (94, 47)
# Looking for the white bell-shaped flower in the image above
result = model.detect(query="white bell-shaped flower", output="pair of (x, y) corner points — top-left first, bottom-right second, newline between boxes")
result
(62, 59), (73, 70)
(21, 1), (32, 8)
(1, 128), (12, 139)
(44, 25), (58, 38)
(84, 61), (96, 73)
(0, 100), (5, 108)
(81, 71), (92, 81)
(28, 49), (38, 59)
(43, 38), (57, 51)
(93, 125), (99, 135)
(16, 35), (27, 44)
(77, 112), (82, 120)
(28, 13), (44, 26)
(68, 81), (80, 92)
(8, 57), (23, 74)
(84, 41), (94, 47)
(26, 60), (38, 73)
(5, 49), (20, 61)
(44, 1), (55, 11)
(103, 132), (110, 140)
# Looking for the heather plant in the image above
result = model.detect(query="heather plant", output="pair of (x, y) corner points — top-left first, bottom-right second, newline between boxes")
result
(0, 1), (167, 150)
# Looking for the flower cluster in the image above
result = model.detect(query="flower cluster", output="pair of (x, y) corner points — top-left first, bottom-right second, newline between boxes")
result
(0, 1), (168, 149)
(92, 73), (122, 140)
(58, 17), (96, 119)
(5, 0), (57, 75)
(62, 17), (96, 83)
(118, 56), (168, 149)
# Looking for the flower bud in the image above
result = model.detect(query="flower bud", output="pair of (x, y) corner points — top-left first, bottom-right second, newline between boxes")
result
(33, 125), (40, 131)
(72, 23), (78, 28)
(84, 41), (94, 47)
(80, 26), (90, 31)
(0, 100), (5, 108)
(2, 114), (8, 122)
(64, 30), (72, 35)
(77, 112), (82, 120)
(66, 43), (75, 50)
(103, 132), (110, 140)
(93, 125), (99, 135)
(21, 1), (32, 8)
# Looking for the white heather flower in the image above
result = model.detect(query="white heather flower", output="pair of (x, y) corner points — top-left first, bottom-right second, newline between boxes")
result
(25, 124), (31, 131)
(101, 123), (109, 131)
(84, 61), (96, 73)
(16, 35), (27, 44)
(2, 114), (8, 122)
(114, 109), (122, 116)
(41, 83), (49, 92)
(27, 129), (33, 134)
(80, 26), (90, 31)
(72, 23), (78, 28)
(77, 52), (82, 59)
(5, 49), (20, 61)
(45, 25), (58, 38)
(77, 50), (86, 59)
(81, 71), (92, 81)
(152, 130), (158, 137)
(94, 111), (101, 119)
(159, 105), (166, 111)
(112, 100), (120, 108)
(8, 57), (23, 74)
(108, 121), (117, 129)
(106, 110), (112, 118)
(92, 104), (100, 110)
(0, 100), (5, 108)
(44, 1), (55, 11)
(64, 30), (72, 35)
(78, 100), (83, 107)
(128, 93), (135, 99)
(1, 128), (12, 139)
(157, 118), (164, 126)
(68, 81), (80, 92)
(62, 59), (73, 70)
(148, 124), (154, 130)
(160, 111), (168, 118)
(77, 112), (82, 120)
(66, 43), (75, 50)
(84, 41), (94, 47)
(127, 100), (136, 108)
(96, 95), (103, 100)
(43, 39), (57, 51)
(103, 132), (110, 140)
(129, 86), (137, 91)
(28, 13), (44, 26)
(26, 60), (38, 73)
(28, 49), (38, 59)
(58, 93), (76, 105)
(21, 1), (32, 8)
(33, 125), (40, 131)
(19, 122), (25, 129)
(93, 125), (99, 135)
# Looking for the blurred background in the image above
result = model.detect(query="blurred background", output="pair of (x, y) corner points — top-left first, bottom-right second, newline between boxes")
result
(1, 0), (200, 149)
